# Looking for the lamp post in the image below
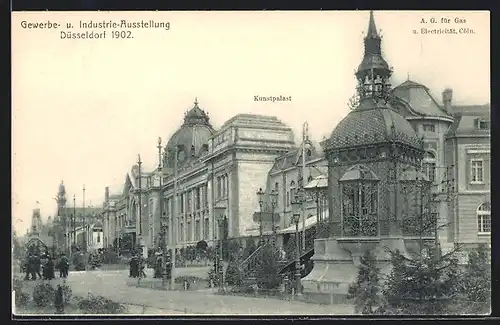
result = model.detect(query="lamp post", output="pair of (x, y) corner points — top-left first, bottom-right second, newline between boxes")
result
(256, 188), (264, 246)
(170, 145), (182, 290)
(73, 194), (76, 246)
(83, 184), (86, 253)
(270, 189), (278, 247)
(137, 154), (142, 251)
(213, 206), (226, 292)
(158, 137), (169, 287)
(291, 194), (302, 296)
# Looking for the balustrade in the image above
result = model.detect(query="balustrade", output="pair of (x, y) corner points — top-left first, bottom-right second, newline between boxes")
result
(342, 214), (378, 237)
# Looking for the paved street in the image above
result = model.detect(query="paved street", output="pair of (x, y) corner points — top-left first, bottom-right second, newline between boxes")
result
(50, 269), (355, 315)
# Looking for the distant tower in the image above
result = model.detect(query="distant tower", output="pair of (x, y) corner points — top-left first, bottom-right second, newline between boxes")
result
(30, 208), (42, 237)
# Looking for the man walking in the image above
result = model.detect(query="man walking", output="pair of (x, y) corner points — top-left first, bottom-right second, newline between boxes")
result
(58, 253), (69, 278)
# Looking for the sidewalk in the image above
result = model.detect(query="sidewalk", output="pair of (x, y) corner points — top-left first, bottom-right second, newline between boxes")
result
(71, 277), (354, 315)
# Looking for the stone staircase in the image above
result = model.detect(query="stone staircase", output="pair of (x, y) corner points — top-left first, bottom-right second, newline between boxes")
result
(238, 238), (315, 287)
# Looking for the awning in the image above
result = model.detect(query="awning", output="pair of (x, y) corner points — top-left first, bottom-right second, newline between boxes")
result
(277, 215), (318, 234)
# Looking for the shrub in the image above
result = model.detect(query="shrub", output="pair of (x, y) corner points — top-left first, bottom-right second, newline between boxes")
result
(256, 246), (281, 290)
(60, 284), (73, 305)
(33, 283), (56, 308)
(225, 259), (242, 286)
(16, 292), (30, 306)
(347, 250), (382, 314)
(379, 248), (461, 315)
(77, 294), (126, 314)
(13, 279), (30, 307)
(206, 250), (222, 288)
(464, 244), (491, 303)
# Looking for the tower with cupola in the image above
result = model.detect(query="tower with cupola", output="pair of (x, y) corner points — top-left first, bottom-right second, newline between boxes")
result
(302, 11), (433, 298)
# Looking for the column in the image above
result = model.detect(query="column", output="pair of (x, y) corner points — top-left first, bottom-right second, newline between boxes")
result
(191, 189), (196, 241)
(183, 191), (187, 244)
(207, 173), (214, 242)
(200, 185), (204, 241)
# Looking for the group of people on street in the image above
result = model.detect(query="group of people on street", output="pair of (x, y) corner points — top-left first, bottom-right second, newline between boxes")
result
(129, 253), (147, 278)
(153, 251), (172, 279)
(23, 252), (70, 280)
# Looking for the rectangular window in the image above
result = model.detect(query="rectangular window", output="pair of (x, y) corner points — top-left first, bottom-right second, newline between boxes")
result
(97, 233), (101, 243)
(478, 215), (491, 234)
(471, 159), (484, 183)
(195, 220), (200, 241)
(180, 194), (184, 213)
(423, 124), (435, 132)
(476, 119), (490, 130)
(204, 218), (209, 239)
(196, 187), (201, 210)
(205, 184), (209, 207)
(187, 190), (192, 212)
(187, 222), (192, 241)
(422, 162), (436, 183)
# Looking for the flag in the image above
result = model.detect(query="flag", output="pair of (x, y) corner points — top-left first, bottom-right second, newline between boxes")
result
(36, 201), (40, 204)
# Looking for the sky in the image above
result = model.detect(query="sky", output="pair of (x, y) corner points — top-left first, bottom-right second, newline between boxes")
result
(12, 11), (490, 234)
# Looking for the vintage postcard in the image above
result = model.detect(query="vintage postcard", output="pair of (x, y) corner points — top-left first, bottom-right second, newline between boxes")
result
(12, 10), (491, 316)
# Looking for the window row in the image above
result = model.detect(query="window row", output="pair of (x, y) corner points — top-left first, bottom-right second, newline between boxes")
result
(216, 174), (228, 199)
(175, 218), (211, 242)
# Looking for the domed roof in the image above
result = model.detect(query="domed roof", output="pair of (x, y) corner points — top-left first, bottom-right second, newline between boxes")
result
(327, 99), (423, 150)
(163, 99), (216, 168)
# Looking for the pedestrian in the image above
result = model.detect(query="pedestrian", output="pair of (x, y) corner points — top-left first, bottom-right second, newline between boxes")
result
(154, 252), (163, 278)
(45, 256), (55, 280)
(58, 253), (69, 278)
(34, 254), (42, 279)
(129, 255), (138, 278)
(54, 284), (64, 314)
(139, 254), (147, 278)
(28, 255), (38, 280)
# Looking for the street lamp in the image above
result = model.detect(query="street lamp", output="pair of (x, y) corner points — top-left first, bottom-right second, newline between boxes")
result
(157, 137), (169, 287)
(83, 184), (86, 253)
(73, 194), (76, 247)
(137, 154), (142, 251)
(256, 188), (265, 245)
(291, 194), (302, 296)
(269, 189), (278, 247)
(213, 206), (226, 291)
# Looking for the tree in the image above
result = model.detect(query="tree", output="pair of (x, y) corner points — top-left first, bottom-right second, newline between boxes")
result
(379, 247), (461, 315)
(206, 244), (222, 288)
(256, 245), (281, 290)
(347, 250), (382, 314)
(242, 238), (257, 260)
(225, 244), (243, 286)
(464, 244), (491, 304)
(12, 230), (24, 261)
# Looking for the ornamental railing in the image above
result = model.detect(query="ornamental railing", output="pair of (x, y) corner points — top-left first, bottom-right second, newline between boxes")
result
(402, 213), (437, 237)
(342, 214), (378, 237)
(239, 242), (272, 277)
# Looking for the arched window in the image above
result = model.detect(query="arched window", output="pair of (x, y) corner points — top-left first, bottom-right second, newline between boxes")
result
(477, 202), (491, 234)
(340, 165), (379, 237)
(422, 151), (436, 183)
(290, 181), (296, 202)
(307, 175), (313, 184)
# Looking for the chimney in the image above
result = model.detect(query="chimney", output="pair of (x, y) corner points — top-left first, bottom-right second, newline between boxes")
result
(105, 186), (109, 202)
(442, 88), (453, 114)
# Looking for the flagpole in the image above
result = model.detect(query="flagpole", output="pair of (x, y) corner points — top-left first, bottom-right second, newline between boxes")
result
(301, 122), (307, 251)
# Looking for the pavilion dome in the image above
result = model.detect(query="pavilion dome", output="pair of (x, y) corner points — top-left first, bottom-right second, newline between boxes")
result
(163, 99), (216, 168)
(327, 98), (423, 150)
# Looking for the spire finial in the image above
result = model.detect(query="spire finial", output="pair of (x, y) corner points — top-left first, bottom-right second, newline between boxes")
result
(194, 97), (198, 106)
(367, 10), (379, 39)
(407, 72), (410, 80)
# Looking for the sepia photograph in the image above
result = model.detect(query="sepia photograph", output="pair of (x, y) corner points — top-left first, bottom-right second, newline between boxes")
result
(12, 10), (490, 316)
